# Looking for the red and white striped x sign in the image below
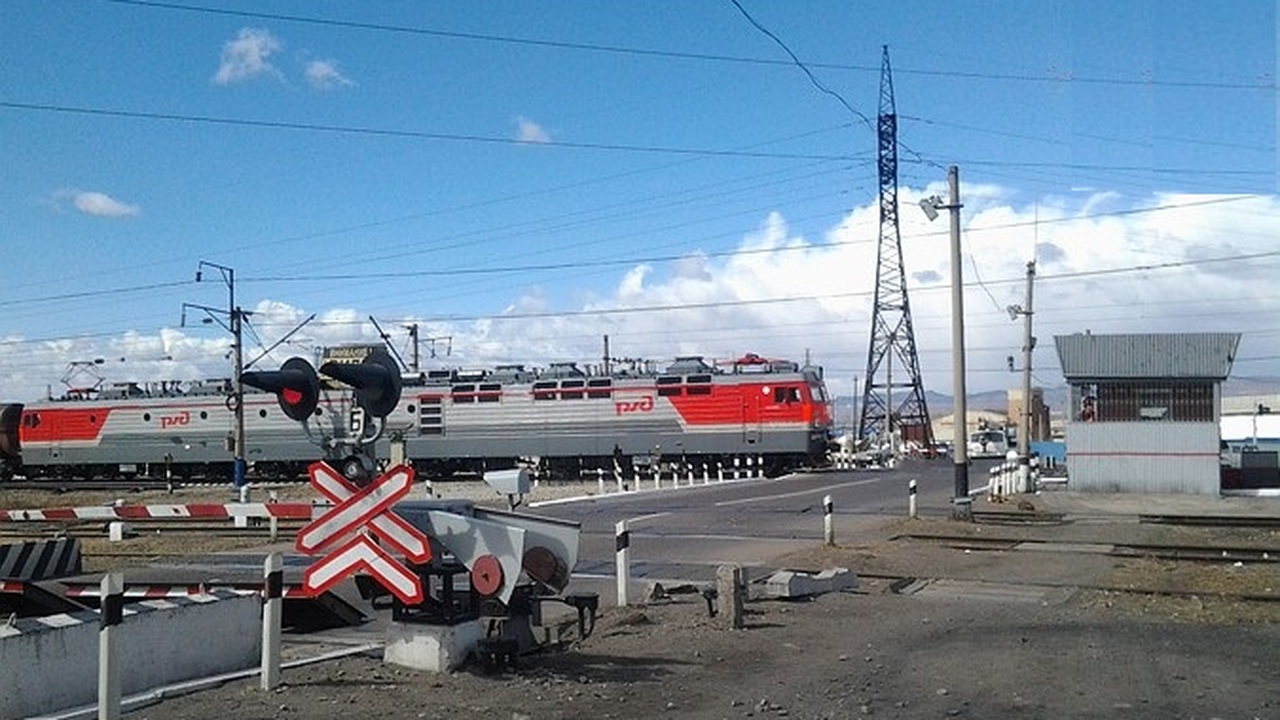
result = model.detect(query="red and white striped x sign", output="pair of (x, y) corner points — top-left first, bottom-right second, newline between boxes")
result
(296, 462), (432, 605)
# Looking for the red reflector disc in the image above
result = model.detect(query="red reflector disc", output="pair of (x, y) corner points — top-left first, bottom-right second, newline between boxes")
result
(282, 388), (302, 405)
(470, 554), (504, 597)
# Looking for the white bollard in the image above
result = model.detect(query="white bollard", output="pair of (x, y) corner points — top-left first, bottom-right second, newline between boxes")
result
(686, 465), (695, 486)
(615, 520), (630, 607)
(615, 460), (625, 492)
(733, 456), (741, 479)
(268, 490), (279, 542)
(757, 455), (765, 477)
(597, 467), (605, 495)
(909, 479), (918, 519)
(99, 572), (123, 720)
(235, 485), (250, 528)
(652, 464), (661, 491)
(703, 463), (710, 485)
(823, 495), (835, 546)
(261, 553), (283, 691)
(107, 521), (129, 542)
(717, 462), (725, 482)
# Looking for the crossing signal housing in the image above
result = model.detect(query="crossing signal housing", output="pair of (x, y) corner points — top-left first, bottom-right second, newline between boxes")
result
(242, 357), (320, 422)
(320, 349), (402, 418)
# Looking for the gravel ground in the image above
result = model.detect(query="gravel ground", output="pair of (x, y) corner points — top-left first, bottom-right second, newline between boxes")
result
(6, 482), (1280, 719)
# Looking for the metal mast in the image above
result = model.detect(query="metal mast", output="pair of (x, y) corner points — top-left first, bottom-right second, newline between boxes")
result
(859, 46), (933, 448)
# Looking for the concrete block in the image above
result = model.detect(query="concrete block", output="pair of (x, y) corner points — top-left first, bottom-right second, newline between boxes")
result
(760, 567), (858, 599)
(108, 521), (131, 541)
(384, 619), (483, 672)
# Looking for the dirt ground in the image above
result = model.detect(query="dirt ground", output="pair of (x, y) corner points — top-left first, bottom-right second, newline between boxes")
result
(6, 483), (1280, 719)
(138, 553), (1280, 720)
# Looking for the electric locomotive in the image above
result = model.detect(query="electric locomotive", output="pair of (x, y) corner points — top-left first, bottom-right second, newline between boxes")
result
(0, 351), (833, 482)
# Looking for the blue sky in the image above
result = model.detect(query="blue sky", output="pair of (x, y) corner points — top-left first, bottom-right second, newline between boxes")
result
(1, 0), (1277, 405)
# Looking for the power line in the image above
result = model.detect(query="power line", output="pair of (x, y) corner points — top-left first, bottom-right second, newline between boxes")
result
(101, 0), (1279, 92)
(0, 101), (857, 162)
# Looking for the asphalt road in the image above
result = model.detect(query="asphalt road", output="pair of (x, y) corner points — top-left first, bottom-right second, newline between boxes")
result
(532, 457), (997, 588)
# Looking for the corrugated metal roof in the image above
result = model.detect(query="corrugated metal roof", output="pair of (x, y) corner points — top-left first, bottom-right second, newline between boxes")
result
(1054, 332), (1240, 380)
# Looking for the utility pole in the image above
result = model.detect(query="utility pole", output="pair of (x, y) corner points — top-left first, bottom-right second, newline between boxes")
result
(193, 261), (245, 488)
(405, 323), (420, 374)
(1016, 260), (1036, 491)
(921, 166), (969, 519)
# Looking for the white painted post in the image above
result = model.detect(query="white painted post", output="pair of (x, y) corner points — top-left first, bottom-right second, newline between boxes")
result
(823, 495), (835, 546)
(717, 462), (725, 482)
(261, 553), (283, 691)
(909, 479), (918, 519)
(686, 464), (695, 486)
(652, 464), (660, 491)
(757, 455), (765, 477)
(615, 459), (625, 492)
(98, 572), (123, 720)
(615, 520), (630, 607)
(597, 467), (605, 495)
(235, 484), (250, 528)
(733, 456), (741, 479)
(268, 490), (279, 542)
(703, 463), (710, 484)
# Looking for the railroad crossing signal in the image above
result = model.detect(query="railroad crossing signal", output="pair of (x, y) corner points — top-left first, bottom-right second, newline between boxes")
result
(296, 462), (432, 605)
(242, 348), (403, 422)
(242, 357), (320, 421)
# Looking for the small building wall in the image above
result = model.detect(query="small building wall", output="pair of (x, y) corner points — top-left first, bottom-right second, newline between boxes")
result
(1065, 422), (1220, 494)
(0, 591), (260, 718)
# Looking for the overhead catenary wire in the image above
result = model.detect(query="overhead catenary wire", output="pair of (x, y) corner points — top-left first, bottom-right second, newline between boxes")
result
(102, 0), (1280, 91)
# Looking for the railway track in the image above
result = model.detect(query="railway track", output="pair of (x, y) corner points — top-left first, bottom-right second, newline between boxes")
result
(1, 477), (310, 492)
(894, 532), (1280, 564)
(863, 571), (1280, 604)
(0, 519), (307, 541)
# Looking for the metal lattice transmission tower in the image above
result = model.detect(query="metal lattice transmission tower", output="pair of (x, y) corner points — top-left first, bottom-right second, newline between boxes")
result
(858, 46), (933, 446)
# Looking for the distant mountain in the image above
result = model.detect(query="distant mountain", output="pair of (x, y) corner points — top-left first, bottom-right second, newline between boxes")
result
(829, 377), (1280, 430)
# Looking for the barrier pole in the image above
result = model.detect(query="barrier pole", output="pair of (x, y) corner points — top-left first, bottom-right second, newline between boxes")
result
(98, 572), (123, 720)
(261, 552), (283, 690)
(823, 495), (835, 546)
(615, 520), (630, 607)
(909, 479), (918, 519)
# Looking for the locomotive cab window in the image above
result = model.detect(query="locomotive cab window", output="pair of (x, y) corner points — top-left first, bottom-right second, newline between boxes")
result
(533, 381), (557, 401)
(451, 384), (476, 404)
(477, 383), (502, 403)
(774, 387), (801, 403)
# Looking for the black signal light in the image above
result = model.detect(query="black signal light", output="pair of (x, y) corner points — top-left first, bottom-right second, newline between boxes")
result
(242, 357), (320, 422)
(319, 349), (402, 418)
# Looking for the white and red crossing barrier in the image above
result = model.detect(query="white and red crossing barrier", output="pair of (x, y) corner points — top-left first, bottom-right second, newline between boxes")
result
(0, 502), (315, 523)
(63, 582), (312, 600)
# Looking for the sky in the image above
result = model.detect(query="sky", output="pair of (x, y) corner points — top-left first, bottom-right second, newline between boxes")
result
(1, 0), (1277, 408)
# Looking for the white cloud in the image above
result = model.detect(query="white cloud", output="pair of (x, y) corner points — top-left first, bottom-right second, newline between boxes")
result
(515, 116), (551, 144)
(55, 189), (140, 217)
(9, 189), (1280, 406)
(305, 59), (354, 90)
(213, 28), (283, 85)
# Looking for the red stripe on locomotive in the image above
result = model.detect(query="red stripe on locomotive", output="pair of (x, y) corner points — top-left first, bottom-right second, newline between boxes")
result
(19, 407), (112, 444)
